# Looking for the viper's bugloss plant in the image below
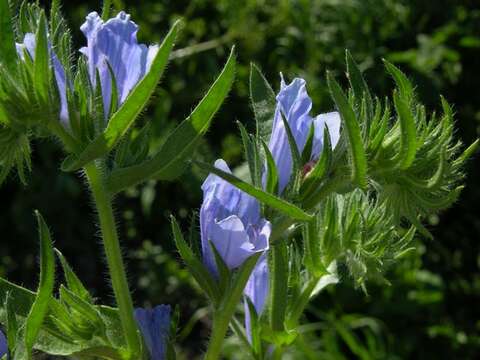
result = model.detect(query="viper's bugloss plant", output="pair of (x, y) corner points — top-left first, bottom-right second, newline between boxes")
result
(0, 1), (477, 360)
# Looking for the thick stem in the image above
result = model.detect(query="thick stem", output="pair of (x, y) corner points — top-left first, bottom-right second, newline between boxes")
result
(84, 162), (141, 358)
(269, 242), (288, 332)
(271, 345), (284, 360)
(205, 314), (231, 360)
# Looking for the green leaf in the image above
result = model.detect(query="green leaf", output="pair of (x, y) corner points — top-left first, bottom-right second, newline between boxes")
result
(209, 242), (230, 295)
(383, 60), (414, 103)
(61, 20), (181, 171)
(170, 216), (220, 303)
(327, 72), (367, 188)
(393, 91), (417, 169)
(261, 139), (279, 194)
(244, 297), (262, 356)
(369, 99), (390, 157)
(250, 63), (276, 140)
(237, 121), (258, 186)
(454, 139), (479, 167)
(4, 291), (19, 351)
(0, 0), (17, 70)
(280, 111), (302, 173)
(345, 50), (372, 118)
(106, 47), (236, 193)
(300, 126), (333, 200)
(34, 11), (50, 105)
(24, 211), (56, 357)
(194, 160), (313, 221)
(55, 249), (93, 304)
(101, 0), (112, 19)
(0, 278), (124, 357)
(59, 285), (105, 334)
(301, 123), (315, 165)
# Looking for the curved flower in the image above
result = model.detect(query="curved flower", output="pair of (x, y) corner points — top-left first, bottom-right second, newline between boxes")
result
(244, 254), (269, 341)
(200, 159), (271, 274)
(267, 75), (341, 193)
(80, 11), (159, 117)
(134, 305), (171, 360)
(16, 33), (69, 124)
(0, 330), (6, 358)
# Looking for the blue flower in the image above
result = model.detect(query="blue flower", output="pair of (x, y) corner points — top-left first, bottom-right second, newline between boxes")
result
(244, 254), (269, 341)
(267, 75), (341, 193)
(0, 330), (7, 358)
(134, 305), (171, 360)
(16, 33), (69, 124)
(200, 159), (271, 274)
(80, 11), (159, 118)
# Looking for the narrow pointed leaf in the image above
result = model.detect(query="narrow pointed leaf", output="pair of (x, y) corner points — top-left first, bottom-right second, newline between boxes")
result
(346, 50), (372, 118)
(61, 20), (181, 171)
(210, 242), (230, 294)
(170, 216), (220, 303)
(59, 286), (104, 332)
(101, 0), (112, 19)
(34, 12), (50, 105)
(261, 139), (279, 194)
(327, 72), (367, 188)
(454, 139), (479, 167)
(5, 291), (18, 351)
(237, 121), (258, 185)
(194, 160), (313, 221)
(300, 126), (333, 200)
(55, 249), (93, 303)
(106, 47), (236, 192)
(301, 123), (315, 165)
(24, 211), (56, 356)
(280, 111), (302, 173)
(393, 91), (417, 169)
(250, 63), (276, 139)
(245, 297), (262, 355)
(384, 60), (413, 103)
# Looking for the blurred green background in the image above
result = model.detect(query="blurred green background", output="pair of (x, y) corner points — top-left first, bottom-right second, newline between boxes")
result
(1, 0), (479, 358)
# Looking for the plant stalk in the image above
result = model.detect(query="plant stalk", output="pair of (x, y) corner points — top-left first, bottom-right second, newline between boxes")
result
(204, 254), (261, 360)
(84, 162), (141, 358)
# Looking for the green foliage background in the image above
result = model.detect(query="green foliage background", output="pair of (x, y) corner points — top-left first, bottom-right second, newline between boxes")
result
(1, 0), (479, 358)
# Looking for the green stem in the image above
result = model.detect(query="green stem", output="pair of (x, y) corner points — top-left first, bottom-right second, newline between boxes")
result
(205, 315), (231, 360)
(84, 162), (141, 358)
(271, 345), (283, 360)
(270, 242), (288, 332)
(204, 253), (261, 360)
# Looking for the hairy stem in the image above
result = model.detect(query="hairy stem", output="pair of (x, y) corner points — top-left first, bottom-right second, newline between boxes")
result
(84, 162), (141, 358)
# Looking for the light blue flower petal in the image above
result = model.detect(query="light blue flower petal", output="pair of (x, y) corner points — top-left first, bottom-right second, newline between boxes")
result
(200, 159), (269, 275)
(80, 11), (157, 117)
(244, 254), (269, 342)
(209, 215), (257, 269)
(134, 305), (171, 360)
(311, 111), (341, 159)
(268, 76), (314, 193)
